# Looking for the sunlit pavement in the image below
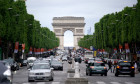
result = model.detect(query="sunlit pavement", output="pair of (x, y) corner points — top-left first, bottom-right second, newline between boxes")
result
(13, 61), (140, 84)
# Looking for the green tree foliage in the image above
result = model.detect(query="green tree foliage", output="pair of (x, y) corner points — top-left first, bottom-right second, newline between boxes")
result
(78, 0), (140, 53)
(0, 0), (59, 57)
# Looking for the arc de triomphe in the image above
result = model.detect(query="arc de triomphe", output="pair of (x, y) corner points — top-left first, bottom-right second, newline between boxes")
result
(52, 16), (85, 49)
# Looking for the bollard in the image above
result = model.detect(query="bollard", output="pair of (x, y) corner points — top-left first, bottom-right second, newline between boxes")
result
(65, 78), (88, 84)
(67, 69), (75, 78)
(74, 62), (80, 78)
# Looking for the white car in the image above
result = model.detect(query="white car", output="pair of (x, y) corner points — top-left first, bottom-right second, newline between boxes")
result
(28, 63), (54, 82)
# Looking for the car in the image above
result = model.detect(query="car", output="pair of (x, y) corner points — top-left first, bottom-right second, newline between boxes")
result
(27, 57), (36, 69)
(86, 61), (107, 76)
(62, 56), (67, 61)
(3, 58), (20, 71)
(51, 60), (63, 71)
(23, 60), (27, 66)
(74, 56), (82, 63)
(115, 60), (135, 77)
(88, 58), (95, 63)
(28, 63), (54, 82)
(0, 61), (12, 84)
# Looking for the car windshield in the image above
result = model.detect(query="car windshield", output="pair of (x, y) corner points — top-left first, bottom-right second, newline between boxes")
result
(85, 52), (93, 55)
(32, 64), (50, 69)
(119, 62), (131, 66)
(4, 59), (14, 64)
(28, 60), (34, 63)
(90, 63), (105, 66)
(51, 61), (62, 65)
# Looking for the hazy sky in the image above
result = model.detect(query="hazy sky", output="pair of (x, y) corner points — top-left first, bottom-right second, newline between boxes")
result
(25, 0), (137, 47)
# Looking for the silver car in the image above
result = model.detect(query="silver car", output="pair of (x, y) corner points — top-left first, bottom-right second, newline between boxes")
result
(28, 63), (54, 82)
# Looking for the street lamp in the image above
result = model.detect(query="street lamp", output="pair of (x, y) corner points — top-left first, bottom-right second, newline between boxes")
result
(8, 8), (13, 10)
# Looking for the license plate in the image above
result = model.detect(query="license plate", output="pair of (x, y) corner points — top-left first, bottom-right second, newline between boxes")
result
(123, 67), (129, 69)
(97, 70), (101, 71)
(36, 77), (42, 79)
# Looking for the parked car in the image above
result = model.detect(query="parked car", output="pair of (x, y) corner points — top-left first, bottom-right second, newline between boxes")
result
(0, 61), (12, 84)
(86, 61), (107, 76)
(28, 63), (54, 82)
(3, 58), (19, 71)
(115, 60), (135, 77)
(51, 60), (63, 71)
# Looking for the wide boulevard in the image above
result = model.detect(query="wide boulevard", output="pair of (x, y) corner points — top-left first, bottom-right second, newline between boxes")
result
(13, 61), (140, 84)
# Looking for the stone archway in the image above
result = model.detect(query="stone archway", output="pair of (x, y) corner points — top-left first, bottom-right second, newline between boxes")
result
(52, 16), (85, 49)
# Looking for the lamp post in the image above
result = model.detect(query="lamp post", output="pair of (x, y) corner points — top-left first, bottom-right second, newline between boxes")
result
(101, 30), (104, 57)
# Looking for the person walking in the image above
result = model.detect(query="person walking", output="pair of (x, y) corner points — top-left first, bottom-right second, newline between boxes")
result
(112, 60), (117, 73)
(108, 60), (112, 72)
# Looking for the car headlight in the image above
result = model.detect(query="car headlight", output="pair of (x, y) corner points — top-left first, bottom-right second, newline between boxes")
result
(44, 72), (51, 76)
(3, 69), (11, 76)
(29, 72), (35, 75)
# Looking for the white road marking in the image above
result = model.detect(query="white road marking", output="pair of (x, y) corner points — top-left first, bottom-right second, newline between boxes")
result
(96, 81), (106, 84)
(36, 82), (46, 84)
(51, 82), (60, 84)
(110, 82), (121, 84)
(22, 83), (30, 84)
(125, 82), (135, 84)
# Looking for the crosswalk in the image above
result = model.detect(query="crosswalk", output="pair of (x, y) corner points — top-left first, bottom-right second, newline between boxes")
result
(13, 81), (138, 84)
(88, 81), (136, 84)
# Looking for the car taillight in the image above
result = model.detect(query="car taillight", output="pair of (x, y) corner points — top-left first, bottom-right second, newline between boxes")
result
(90, 66), (94, 69)
(104, 67), (107, 69)
(117, 66), (121, 69)
(131, 66), (135, 69)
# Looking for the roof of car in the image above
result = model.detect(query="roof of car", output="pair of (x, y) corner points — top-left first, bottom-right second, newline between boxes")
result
(33, 62), (50, 65)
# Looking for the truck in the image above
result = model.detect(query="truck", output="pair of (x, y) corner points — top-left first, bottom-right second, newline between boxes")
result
(84, 51), (93, 63)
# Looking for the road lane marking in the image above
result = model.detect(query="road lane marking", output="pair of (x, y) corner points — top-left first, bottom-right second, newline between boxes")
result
(110, 82), (121, 84)
(51, 82), (60, 84)
(37, 82), (46, 84)
(96, 81), (106, 84)
(125, 82), (135, 84)
(22, 83), (30, 84)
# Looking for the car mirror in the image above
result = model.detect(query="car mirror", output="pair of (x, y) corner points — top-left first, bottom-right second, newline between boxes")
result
(28, 69), (31, 71)
(51, 68), (54, 70)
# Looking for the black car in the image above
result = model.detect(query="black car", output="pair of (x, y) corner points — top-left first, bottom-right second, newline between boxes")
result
(51, 60), (63, 71)
(74, 56), (82, 63)
(115, 61), (135, 77)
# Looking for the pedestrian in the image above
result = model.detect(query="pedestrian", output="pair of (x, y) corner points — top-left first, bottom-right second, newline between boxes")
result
(112, 60), (117, 73)
(68, 56), (72, 68)
(134, 61), (138, 74)
(108, 60), (112, 72)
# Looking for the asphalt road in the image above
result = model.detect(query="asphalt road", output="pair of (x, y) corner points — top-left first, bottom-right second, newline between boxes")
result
(13, 61), (140, 84)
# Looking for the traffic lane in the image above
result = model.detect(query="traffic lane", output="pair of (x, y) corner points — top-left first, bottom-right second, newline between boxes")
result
(13, 61), (69, 84)
(79, 62), (140, 84)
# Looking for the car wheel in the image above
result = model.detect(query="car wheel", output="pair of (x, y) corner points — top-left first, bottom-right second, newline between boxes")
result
(28, 79), (33, 82)
(49, 77), (54, 81)
(61, 68), (63, 71)
(115, 73), (118, 77)
(17, 66), (19, 70)
(104, 73), (107, 76)
(88, 71), (92, 76)
(131, 74), (135, 77)
(86, 71), (88, 76)
(101, 74), (103, 76)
